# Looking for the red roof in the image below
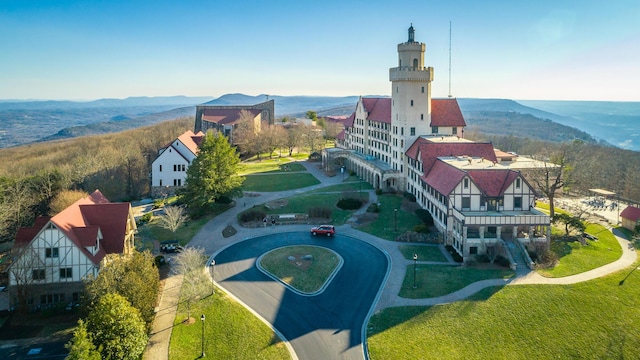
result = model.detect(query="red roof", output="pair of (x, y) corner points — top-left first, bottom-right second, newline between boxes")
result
(362, 98), (391, 123)
(344, 112), (355, 127)
(201, 108), (261, 126)
(406, 138), (497, 173)
(467, 170), (520, 197)
(431, 99), (466, 127)
(621, 206), (640, 221)
(176, 130), (204, 156)
(423, 161), (466, 195)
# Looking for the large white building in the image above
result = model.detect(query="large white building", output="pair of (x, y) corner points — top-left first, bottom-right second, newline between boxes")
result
(324, 26), (550, 264)
(150, 130), (204, 197)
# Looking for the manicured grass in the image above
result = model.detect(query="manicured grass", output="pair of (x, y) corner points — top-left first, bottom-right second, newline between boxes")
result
(538, 223), (623, 277)
(169, 292), (290, 360)
(359, 195), (423, 240)
(398, 245), (448, 262)
(239, 159), (306, 175)
(136, 206), (229, 248)
(535, 200), (569, 215)
(399, 264), (514, 298)
(248, 192), (369, 225)
(242, 173), (320, 192)
(307, 180), (373, 194)
(368, 264), (640, 360)
(260, 246), (340, 293)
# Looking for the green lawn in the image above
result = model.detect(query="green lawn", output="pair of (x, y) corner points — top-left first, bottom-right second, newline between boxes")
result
(239, 159), (306, 175)
(399, 245), (448, 262)
(246, 192), (369, 225)
(242, 173), (320, 192)
(535, 200), (570, 215)
(538, 223), (623, 277)
(307, 180), (373, 194)
(169, 291), (290, 360)
(368, 264), (640, 360)
(359, 195), (423, 240)
(260, 246), (340, 293)
(399, 264), (514, 298)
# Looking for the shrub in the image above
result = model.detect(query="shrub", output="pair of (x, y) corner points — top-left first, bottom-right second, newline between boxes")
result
(137, 212), (153, 225)
(152, 199), (165, 209)
(403, 192), (416, 202)
(336, 197), (363, 210)
(445, 245), (463, 263)
(367, 203), (380, 213)
(413, 224), (430, 233)
(495, 255), (511, 268)
(375, 188), (382, 195)
(308, 207), (332, 219)
(415, 209), (434, 226)
(239, 209), (266, 223)
(477, 254), (490, 263)
(216, 195), (233, 204)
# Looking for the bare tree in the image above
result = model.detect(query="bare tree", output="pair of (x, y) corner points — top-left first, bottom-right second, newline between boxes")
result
(174, 247), (209, 320)
(157, 206), (188, 241)
(8, 246), (45, 312)
(285, 125), (304, 156)
(484, 240), (504, 264)
(301, 124), (324, 153)
(526, 145), (574, 219)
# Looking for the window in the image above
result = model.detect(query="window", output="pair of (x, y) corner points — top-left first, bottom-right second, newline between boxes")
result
(41, 293), (65, 305)
(173, 164), (177, 171)
(32, 269), (45, 281)
(159, 179), (163, 186)
(45, 247), (59, 258)
(410, 127), (415, 136)
(421, 114), (424, 120)
(421, 86), (425, 93)
(181, 164), (186, 171)
(452, 127), (457, 135)
(159, 165), (162, 172)
(401, 127), (404, 135)
(462, 196), (471, 210)
(463, 178), (469, 189)
(174, 179), (182, 186)
(470, 246), (478, 255)
(410, 100), (414, 107)
(60, 268), (72, 279)
(514, 196), (522, 209)
(515, 178), (521, 189)
(432, 126), (438, 134)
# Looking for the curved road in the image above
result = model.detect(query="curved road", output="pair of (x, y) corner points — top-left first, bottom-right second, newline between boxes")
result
(213, 231), (388, 360)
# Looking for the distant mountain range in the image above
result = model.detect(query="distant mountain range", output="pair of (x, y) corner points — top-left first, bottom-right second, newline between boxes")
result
(0, 94), (638, 151)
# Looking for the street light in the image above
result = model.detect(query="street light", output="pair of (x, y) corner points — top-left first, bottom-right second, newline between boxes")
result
(394, 208), (398, 231)
(200, 314), (206, 358)
(209, 260), (215, 296)
(413, 253), (418, 289)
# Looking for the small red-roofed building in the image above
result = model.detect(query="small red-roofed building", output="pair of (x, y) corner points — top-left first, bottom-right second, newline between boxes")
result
(7, 190), (136, 310)
(151, 130), (204, 197)
(620, 205), (640, 231)
(194, 99), (274, 144)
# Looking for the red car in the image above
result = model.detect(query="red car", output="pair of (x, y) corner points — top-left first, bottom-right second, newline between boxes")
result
(310, 225), (335, 237)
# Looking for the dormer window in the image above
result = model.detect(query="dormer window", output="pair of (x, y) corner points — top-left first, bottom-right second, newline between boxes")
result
(463, 178), (469, 189)
(516, 178), (521, 189)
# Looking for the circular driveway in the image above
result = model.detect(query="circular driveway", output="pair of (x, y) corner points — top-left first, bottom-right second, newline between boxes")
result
(213, 231), (389, 360)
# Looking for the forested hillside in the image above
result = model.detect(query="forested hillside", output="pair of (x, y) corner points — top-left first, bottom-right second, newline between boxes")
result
(0, 117), (192, 243)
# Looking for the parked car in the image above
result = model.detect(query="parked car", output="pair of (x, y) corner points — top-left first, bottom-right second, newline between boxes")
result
(310, 225), (335, 237)
(160, 243), (184, 253)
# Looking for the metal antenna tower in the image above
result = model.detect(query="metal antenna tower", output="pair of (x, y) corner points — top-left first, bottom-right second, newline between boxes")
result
(448, 21), (453, 98)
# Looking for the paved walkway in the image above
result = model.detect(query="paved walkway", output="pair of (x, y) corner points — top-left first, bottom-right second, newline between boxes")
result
(142, 274), (183, 360)
(144, 159), (638, 358)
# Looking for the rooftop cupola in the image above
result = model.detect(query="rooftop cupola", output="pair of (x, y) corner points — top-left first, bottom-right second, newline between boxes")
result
(408, 24), (415, 42)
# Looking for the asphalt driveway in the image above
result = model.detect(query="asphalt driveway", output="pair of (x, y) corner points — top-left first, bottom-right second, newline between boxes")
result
(213, 231), (389, 360)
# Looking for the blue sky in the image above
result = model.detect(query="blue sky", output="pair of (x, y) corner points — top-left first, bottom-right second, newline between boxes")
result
(1, 0), (639, 101)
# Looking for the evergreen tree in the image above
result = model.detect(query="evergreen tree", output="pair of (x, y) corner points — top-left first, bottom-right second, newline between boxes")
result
(65, 319), (101, 360)
(181, 131), (244, 210)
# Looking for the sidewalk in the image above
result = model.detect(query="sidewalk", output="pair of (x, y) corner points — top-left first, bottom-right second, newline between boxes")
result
(144, 159), (639, 358)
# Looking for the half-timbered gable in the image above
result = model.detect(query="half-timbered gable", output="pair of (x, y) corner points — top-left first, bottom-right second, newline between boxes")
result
(8, 190), (136, 308)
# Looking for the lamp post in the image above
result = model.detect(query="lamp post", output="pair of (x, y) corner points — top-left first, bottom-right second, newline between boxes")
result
(359, 177), (362, 200)
(394, 208), (398, 231)
(209, 260), (215, 296)
(200, 314), (206, 357)
(413, 253), (418, 289)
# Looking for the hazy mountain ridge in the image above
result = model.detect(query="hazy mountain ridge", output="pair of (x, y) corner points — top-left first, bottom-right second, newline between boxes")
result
(0, 94), (638, 151)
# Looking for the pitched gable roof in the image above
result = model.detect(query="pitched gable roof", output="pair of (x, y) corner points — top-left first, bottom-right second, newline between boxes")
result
(201, 108), (261, 126)
(176, 130), (204, 156)
(467, 170), (520, 197)
(423, 161), (466, 195)
(621, 206), (640, 222)
(362, 98), (391, 123)
(431, 99), (466, 127)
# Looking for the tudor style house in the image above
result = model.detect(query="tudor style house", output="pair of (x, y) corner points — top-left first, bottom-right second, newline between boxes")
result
(194, 99), (274, 144)
(150, 130), (204, 197)
(8, 190), (136, 309)
(323, 25), (551, 263)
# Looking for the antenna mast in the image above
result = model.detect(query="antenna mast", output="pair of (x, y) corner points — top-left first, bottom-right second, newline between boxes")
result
(448, 21), (452, 98)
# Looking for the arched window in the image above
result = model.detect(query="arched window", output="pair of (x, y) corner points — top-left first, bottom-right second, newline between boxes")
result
(413, 58), (418, 68)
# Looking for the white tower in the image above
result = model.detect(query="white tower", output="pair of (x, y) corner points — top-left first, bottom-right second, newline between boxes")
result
(390, 25), (433, 189)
